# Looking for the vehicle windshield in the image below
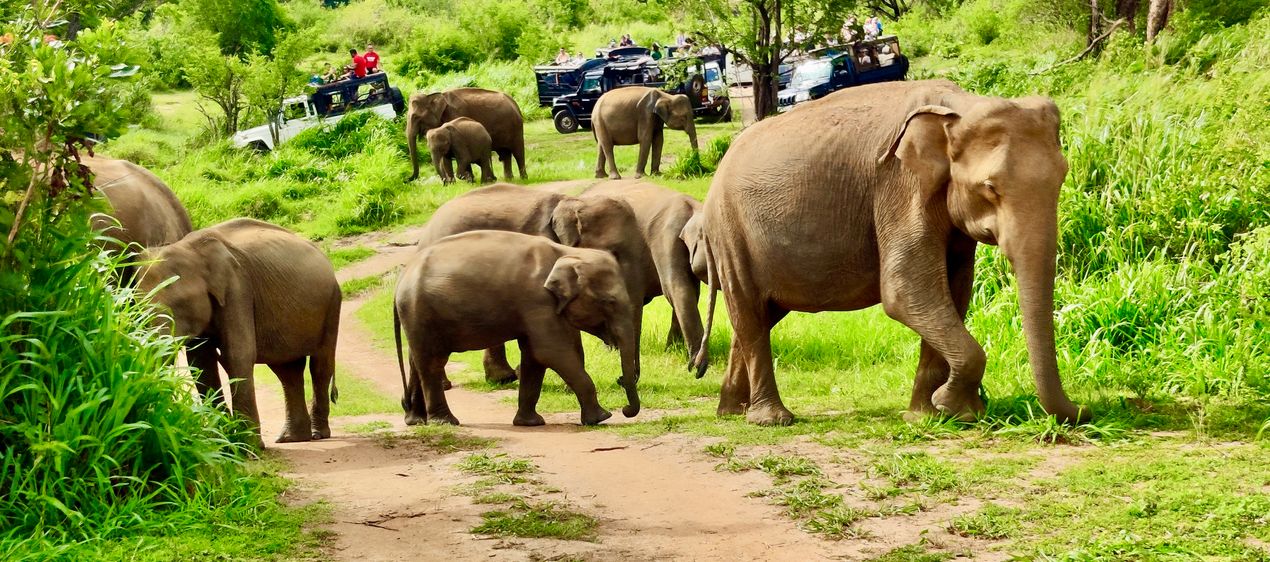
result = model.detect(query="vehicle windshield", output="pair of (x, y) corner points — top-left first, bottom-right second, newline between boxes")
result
(791, 59), (832, 87)
(283, 102), (307, 121)
(705, 66), (721, 84)
(581, 77), (601, 93)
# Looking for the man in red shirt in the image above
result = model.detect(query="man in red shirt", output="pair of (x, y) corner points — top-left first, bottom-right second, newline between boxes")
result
(348, 48), (367, 79)
(363, 44), (380, 74)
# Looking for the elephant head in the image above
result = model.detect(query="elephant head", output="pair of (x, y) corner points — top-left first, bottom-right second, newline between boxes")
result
(882, 96), (1086, 423)
(135, 236), (241, 339)
(643, 90), (698, 152)
(426, 126), (454, 184)
(407, 92), (458, 181)
(545, 253), (641, 417)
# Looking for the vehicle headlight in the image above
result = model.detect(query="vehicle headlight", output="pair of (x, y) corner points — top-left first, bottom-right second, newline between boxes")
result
(795, 91), (810, 102)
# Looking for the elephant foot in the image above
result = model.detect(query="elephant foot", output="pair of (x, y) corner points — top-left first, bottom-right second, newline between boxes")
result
(717, 399), (747, 417)
(276, 428), (314, 443)
(746, 401), (795, 426)
(609, 173), (622, 180)
(595, 171), (607, 179)
(484, 366), (518, 385)
(581, 408), (613, 426)
(428, 412), (461, 426)
(513, 412), (546, 427)
(633, 172), (644, 179)
(442, 376), (453, 391)
(405, 411), (427, 426)
(311, 421), (332, 440)
(931, 383), (985, 423)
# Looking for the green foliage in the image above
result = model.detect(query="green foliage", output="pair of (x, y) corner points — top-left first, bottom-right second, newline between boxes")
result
(472, 499), (599, 541)
(184, 0), (287, 55)
(667, 134), (732, 179)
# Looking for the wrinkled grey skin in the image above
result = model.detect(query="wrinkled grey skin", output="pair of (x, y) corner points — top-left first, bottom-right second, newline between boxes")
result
(591, 86), (699, 180)
(407, 88), (526, 181)
(136, 218), (341, 444)
(573, 180), (712, 375)
(702, 80), (1088, 426)
(415, 183), (653, 387)
(85, 157), (193, 278)
(426, 117), (496, 185)
(394, 230), (641, 426)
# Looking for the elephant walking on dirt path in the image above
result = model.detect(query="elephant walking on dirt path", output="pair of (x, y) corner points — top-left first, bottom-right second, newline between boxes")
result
(701, 80), (1088, 426)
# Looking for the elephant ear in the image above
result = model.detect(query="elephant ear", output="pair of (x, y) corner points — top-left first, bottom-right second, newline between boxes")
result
(544, 256), (584, 315)
(879, 105), (960, 192)
(639, 90), (667, 122)
(550, 198), (585, 247)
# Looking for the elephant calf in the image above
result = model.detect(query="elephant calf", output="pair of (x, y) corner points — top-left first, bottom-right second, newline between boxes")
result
(427, 117), (495, 185)
(394, 230), (641, 427)
(136, 218), (341, 444)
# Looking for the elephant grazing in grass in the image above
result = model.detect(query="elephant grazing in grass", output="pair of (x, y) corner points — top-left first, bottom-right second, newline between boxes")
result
(136, 218), (341, 444)
(407, 87), (526, 181)
(394, 230), (641, 427)
(701, 80), (1088, 426)
(591, 86), (698, 180)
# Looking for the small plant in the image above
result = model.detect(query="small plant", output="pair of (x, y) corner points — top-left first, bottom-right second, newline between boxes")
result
(773, 478), (842, 517)
(704, 442), (736, 458)
(722, 453), (821, 483)
(459, 453), (537, 478)
(871, 451), (961, 494)
(947, 503), (1020, 539)
(472, 499), (598, 542)
(802, 506), (874, 540)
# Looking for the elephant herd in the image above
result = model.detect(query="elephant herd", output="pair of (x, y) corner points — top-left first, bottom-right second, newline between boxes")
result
(404, 85), (700, 185)
(92, 79), (1088, 445)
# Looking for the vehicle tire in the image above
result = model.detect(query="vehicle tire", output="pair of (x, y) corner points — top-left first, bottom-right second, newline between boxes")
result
(247, 141), (271, 153)
(553, 110), (579, 134)
(688, 75), (706, 108)
(389, 87), (405, 115)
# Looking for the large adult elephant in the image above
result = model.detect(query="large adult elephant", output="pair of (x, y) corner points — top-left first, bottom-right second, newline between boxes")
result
(702, 80), (1088, 426)
(406, 88), (526, 182)
(85, 156), (193, 249)
(415, 183), (653, 386)
(591, 86), (698, 180)
(136, 218), (341, 444)
(580, 180), (710, 374)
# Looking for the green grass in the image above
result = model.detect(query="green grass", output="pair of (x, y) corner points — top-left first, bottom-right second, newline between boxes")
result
(340, 273), (386, 298)
(373, 425), (496, 453)
(472, 499), (598, 542)
(457, 453), (537, 478)
(326, 246), (376, 270)
(253, 364), (400, 417)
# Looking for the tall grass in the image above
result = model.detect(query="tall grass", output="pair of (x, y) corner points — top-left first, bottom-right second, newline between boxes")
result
(0, 204), (275, 554)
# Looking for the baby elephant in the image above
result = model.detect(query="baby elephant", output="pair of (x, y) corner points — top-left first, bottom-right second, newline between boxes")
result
(393, 230), (641, 427)
(136, 218), (341, 444)
(426, 117), (496, 185)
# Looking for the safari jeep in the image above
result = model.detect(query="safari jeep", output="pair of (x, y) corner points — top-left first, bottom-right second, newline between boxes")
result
(233, 73), (405, 151)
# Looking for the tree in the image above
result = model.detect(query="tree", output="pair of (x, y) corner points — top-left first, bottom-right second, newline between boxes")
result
(184, 0), (287, 56)
(185, 46), (248, 136)
(669, 0), (852, 120)
(243, 32), (313, 147)
(1116, 0), (1140, 34)
(865, 0), (910, 20)
(1145, 0), (1172, 43)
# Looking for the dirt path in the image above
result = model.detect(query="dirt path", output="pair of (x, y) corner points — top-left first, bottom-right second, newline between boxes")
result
(254, 230), (841, 561)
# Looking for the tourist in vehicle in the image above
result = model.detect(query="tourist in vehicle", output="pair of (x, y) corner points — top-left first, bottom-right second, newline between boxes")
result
(555, 47), (570, 64)
(363, 44), (380, 73)
(608, 38), (617, 49)
(321, 62), (340, 83)
(574, 51), (586, 63)
(676, 32), (687, 48)
(347, 48), (367, 79)
(651, 42), (664, 60)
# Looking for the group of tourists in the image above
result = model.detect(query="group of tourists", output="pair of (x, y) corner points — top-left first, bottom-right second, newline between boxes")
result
(309, 44), (382, 87)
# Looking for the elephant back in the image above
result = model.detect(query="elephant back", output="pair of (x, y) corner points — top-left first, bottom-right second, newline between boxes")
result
(442, 88), (524, 151)
(89, 157), (194, 248)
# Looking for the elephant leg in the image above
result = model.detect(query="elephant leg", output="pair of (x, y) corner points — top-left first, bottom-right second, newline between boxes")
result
(634, 134), (651, 179)
(187, 337), (223, 407)
(881, 239), (985, 422)
(443, 158), (456, 185)
(482, 345), (518, 384)
(594, 138), (610, 179)
(718, 335), (750, 416)
(665, 309), (685, 349)
(650, 129), (665, 175)
(404, 354), (429, 424)
(531, 332), (610, 426)
(499, 149), (514, 180)
(722, 290), (793, 425)
(661, 241), (705, 364)
(308, 308), (338, 439)
(480, 157), (495, 184)
(269, 358), (313, 443)
(513, 340), (547, 427)
(515, 143), (527, 179)
(907, 236), (977, 420)
(418, 350), (460, 425)
(457, 158), (474, 182)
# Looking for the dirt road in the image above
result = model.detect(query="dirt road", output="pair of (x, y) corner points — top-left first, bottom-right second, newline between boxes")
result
(252, 228), (989, 562)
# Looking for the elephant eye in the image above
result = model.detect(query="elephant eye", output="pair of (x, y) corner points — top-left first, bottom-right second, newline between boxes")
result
(983, 180), (1000, 198)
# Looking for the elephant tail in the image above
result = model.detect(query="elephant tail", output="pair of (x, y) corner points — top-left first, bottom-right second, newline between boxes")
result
(330, 371), (339, 404)
(691, 240), (717, 379)
(394, 302), (407, 398)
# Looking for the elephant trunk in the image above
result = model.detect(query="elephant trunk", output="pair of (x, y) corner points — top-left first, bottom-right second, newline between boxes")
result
(407, 123), (420, 181)
(1004, 215), (1088, 424)
(685, 121), (699, 153)
(615, 319), (641, 418)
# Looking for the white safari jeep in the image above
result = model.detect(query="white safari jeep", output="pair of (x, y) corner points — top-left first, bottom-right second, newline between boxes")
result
(233, 72), (405, 151)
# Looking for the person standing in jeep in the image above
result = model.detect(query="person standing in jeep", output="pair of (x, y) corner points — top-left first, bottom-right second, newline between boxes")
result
(363, 44), (380, 74)
(348, 48), (368, 79)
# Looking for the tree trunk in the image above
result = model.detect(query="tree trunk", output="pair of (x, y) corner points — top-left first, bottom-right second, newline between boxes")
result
(1088, 0), (1104, 52)
(1145, 0), (1172, 43)
(1116, 0), (1140, 34)
(752, 1), (778, 120)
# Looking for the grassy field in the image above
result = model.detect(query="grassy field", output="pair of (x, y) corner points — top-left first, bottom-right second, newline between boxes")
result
(90, 5), (1270, 557)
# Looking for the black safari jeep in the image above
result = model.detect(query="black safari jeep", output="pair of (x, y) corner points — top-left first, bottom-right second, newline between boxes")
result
(777, 35), (909, 112)
(549, 55), (729, 134)
(533, 47), (649, 107)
